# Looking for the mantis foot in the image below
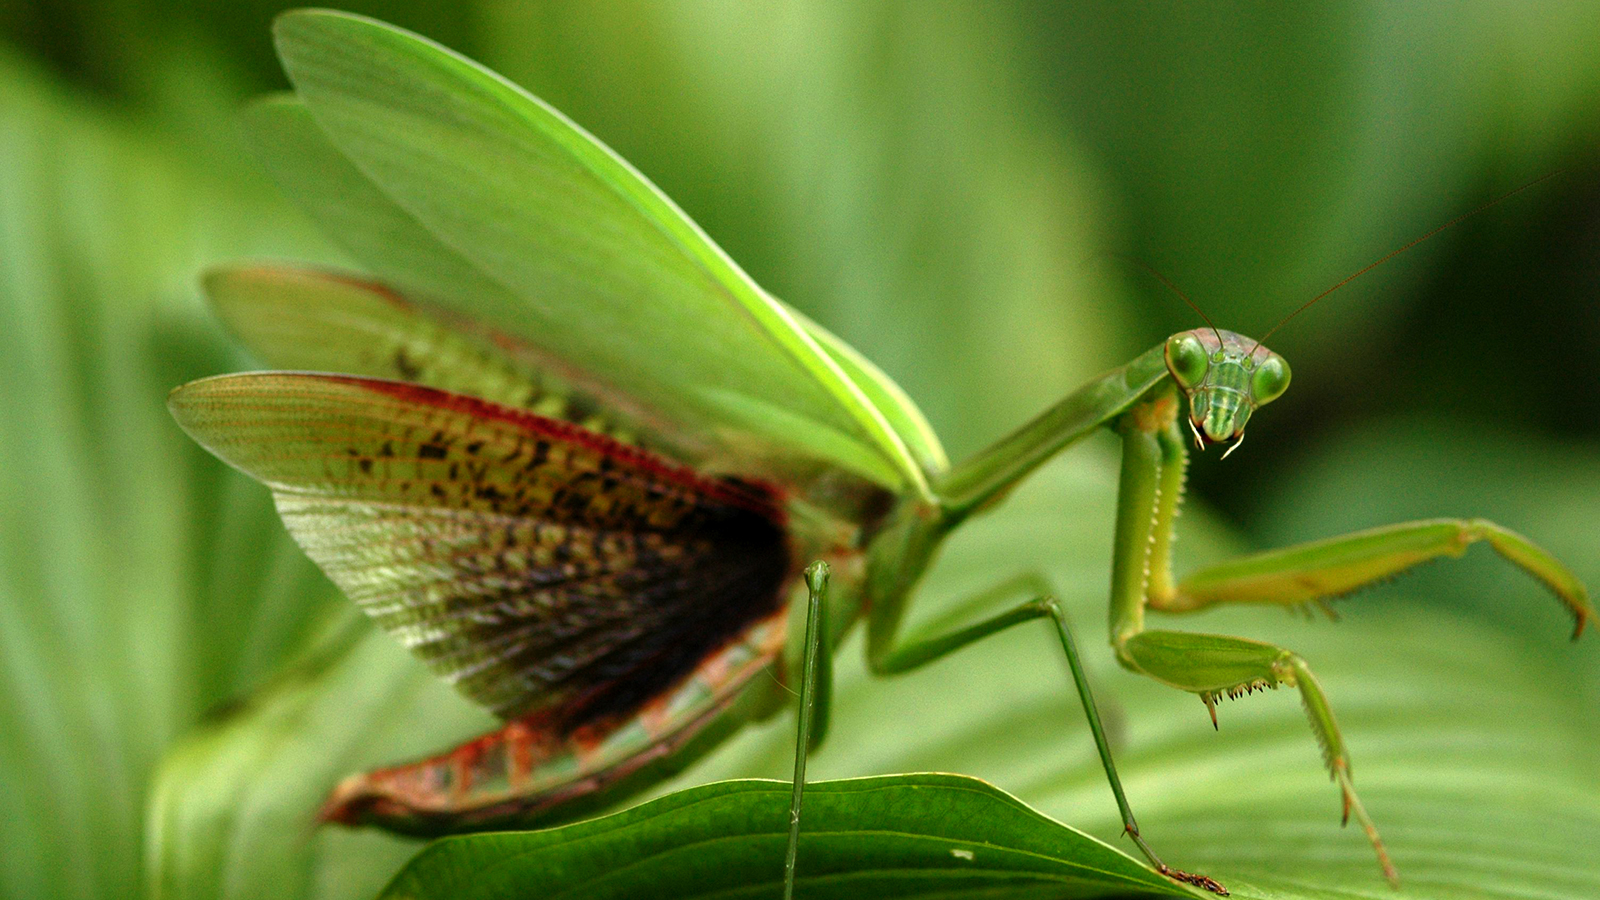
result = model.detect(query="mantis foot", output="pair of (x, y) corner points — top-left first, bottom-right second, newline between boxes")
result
(1127, 823), (1228, 895)
(1158, 864), (1229, 895)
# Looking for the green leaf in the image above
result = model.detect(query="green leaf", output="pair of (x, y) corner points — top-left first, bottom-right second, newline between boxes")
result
(377, 775), (1193, 900)
(678, 466), (1600, 900)
(269, 10), (929, 497)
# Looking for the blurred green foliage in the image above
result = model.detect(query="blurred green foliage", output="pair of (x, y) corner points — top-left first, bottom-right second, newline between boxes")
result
(2, 3), (1598, 900)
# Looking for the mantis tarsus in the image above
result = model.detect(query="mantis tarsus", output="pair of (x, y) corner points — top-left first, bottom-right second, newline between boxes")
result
(167, 11), (1594, 898)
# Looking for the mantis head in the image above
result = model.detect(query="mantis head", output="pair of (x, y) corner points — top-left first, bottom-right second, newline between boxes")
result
(1136, 172), (1564, 461)
(1164, 329), (1290, 457)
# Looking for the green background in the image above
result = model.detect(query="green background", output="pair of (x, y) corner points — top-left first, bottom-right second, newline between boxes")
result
(2, 3), (1598, 899)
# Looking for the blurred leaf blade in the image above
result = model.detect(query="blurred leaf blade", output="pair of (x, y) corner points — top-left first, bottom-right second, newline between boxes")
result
(0, 41), (329, 900)
(145, 618), (495, 900)
(663, 455), (1600, 899)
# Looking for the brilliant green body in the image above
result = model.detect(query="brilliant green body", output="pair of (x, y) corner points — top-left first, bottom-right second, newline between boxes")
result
(167, 10), (1595, 899)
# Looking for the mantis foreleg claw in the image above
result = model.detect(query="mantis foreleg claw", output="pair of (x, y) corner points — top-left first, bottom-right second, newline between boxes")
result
(1119, 631), (1400, 885)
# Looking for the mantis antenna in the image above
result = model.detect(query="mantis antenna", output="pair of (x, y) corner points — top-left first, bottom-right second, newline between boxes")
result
(1250, 168), (1568, 353)
(1116, 252), (1225, 346)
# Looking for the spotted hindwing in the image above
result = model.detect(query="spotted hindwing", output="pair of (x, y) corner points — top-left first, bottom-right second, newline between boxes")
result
(169, 372), (792, 727)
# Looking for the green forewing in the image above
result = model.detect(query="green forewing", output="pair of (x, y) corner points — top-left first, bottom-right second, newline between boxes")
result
(241, 97), (951, 479)
(267, 11), (935, 497)
(239, 95), (513, 315)
(788, 305), (949, 477)
(166, 372), (791, 723)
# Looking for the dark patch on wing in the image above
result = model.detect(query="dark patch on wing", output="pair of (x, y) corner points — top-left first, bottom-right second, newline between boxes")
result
(448, 493), (789, 730)
(393, 346), (422, 380)
(268, 375), (793, 730)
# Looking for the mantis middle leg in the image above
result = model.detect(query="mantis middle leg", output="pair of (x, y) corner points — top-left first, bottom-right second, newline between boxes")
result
(859, 568), (1228, 894)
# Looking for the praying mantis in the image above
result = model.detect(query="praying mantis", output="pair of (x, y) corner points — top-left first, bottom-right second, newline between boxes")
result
(167, 10), (1594, 897)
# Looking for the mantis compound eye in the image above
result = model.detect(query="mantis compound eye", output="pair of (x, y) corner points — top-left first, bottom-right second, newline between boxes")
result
(1165, 333), (1209, 390)
(1250, 354), (1291, 406)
